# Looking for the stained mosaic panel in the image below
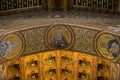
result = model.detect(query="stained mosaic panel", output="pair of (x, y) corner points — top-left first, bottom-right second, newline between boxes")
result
(72, 27), (98, 55)
(45, 25), (74, 50)
(94, 32), (120, 62)
(0, 33), (24, 60)
(20, 27), (47, 55)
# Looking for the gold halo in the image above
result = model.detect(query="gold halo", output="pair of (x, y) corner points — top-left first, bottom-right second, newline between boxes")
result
(45, 24), (75, 50)
(94, 32), (120, 62)
(0, 32), (25, 60)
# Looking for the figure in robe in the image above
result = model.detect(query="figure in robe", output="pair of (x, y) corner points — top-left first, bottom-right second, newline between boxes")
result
(101, 39), (119, 58)
(50, 29), (68, 49)
(107, 39), (119, 57)
(0, 40), (18, 57)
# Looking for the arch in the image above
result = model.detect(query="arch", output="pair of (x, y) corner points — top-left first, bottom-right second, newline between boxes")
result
(0, 24), (120, 63)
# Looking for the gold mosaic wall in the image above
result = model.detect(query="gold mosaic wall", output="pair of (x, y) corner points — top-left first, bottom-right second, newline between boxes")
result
(72, 27), (97, 55)
(0, 50), (120, 80)
(0, 24), (120, 63)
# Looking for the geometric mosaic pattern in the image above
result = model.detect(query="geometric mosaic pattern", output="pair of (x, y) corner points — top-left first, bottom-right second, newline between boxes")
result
(72, 27), (98, 55)
(20, 27), (47, 55)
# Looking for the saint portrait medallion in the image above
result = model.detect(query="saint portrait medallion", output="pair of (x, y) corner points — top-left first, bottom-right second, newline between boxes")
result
(0, 33), (24, 60)
(94, 33), (120, 61)
(45, 24), (74, 50)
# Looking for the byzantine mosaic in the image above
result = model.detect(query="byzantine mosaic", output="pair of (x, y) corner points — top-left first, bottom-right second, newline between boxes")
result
(20, 27), (47, 55)
(72, 27), (98, 55)
(0, 10), (120, 63)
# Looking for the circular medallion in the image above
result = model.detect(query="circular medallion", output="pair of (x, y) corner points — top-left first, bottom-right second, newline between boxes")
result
(94, 33), (120, 61)
(0, 33), (24, 60)
(45, 24), (74, 50)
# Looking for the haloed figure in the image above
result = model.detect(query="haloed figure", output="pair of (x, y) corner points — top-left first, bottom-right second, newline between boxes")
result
(51, 29), (68, 49)
(0, 41), (18, 57)
(107, 40), (119, 57)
